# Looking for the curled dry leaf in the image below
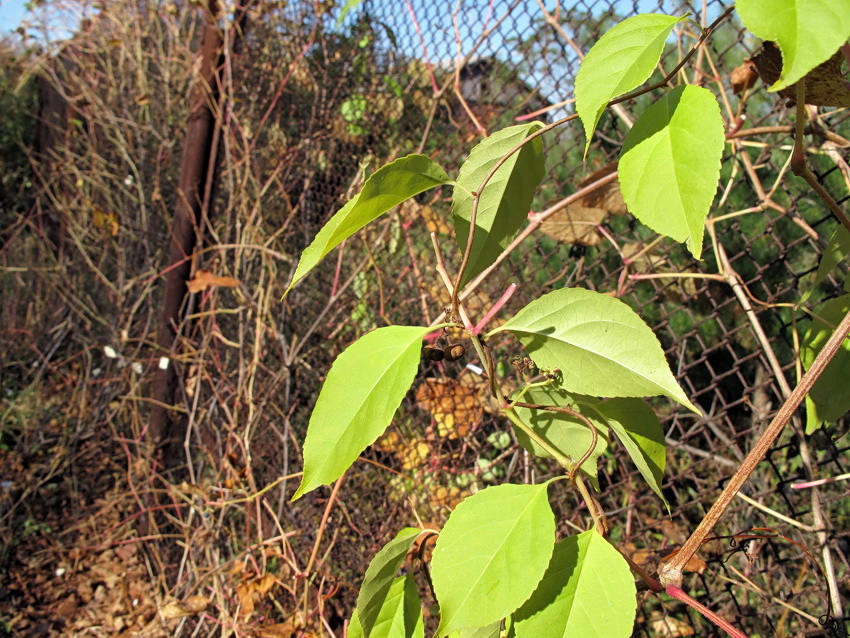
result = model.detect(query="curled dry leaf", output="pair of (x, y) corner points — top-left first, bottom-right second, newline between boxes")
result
(539, 161), (626, 246)
(730, 62), (758, 95)
(187, 269), (241, 293)
(749, 42), (850, 107)
(159, 595), (210, 619)
(415, 378), (483, 439)
(235, 573), (276, 617)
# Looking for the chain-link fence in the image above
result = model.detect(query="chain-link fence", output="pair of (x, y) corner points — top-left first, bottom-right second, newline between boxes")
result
(2, 0), (849, 635)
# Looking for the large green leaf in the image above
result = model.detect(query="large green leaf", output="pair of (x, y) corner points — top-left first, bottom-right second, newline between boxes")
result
(806, 226), (850, 301)
(358, 528), (422, 637)
(284, 155), (452, 296)
(453, 123), (545, 284)
(292, 326), (432, 500)
(619, 85), (724, 258)
(575, 13), (687, 154)
(490, 288), (698, 413)
(592, 398), (668, 508)
(432, 483), (555, 637)
(447, 623), (502, 638)
(737, 0), (850, 91)
(801, 294), (850, 433)
(365, 575), (424, 638)
(510, 387), (609, 490)
(512, 532), (636, 638)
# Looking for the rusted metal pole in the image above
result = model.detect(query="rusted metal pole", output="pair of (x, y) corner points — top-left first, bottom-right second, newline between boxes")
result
(150, 0), (224, 464)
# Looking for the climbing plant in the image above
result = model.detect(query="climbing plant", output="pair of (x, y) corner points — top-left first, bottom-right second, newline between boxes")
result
(284, 2), (850, 636)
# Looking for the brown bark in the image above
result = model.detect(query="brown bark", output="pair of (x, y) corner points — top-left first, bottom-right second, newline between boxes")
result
(150, 0), (224, 465)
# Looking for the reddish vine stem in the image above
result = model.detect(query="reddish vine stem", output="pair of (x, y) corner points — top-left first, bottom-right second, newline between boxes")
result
(658, 306), (850, 587)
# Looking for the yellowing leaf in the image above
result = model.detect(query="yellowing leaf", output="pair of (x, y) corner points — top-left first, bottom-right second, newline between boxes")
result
(187, 269), (241, 293)
(90, 207), (119, 236)
(398, 438), (430, 471)
(415, 378), (482, 439)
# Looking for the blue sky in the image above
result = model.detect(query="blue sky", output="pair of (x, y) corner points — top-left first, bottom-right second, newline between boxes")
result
(0, 0), (28, 34)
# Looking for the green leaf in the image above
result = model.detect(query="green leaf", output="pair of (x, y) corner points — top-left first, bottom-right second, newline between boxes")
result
(619, 85), (724, 258)
(337, 0), (365, 25)
(358, 528), (422, 637)
(447, 623), (502, 638)
(490, 288), (698, 413)
(349, 610), (365, 638)
(510, 387), (609, 490)
(366, 575), (424, 638)
(805, 226), (850, 301)
(737, 0), (850, 91)
(292, 326), (432, 500)
(284, 155), (452, 295)
(575, 13), (688, 153)
(592, 398), (668, 508)
(801, 294), (850, 433)
(453, 123), (545, 284)
(432, 484), (555, 637)
(513, 531), (637, 638)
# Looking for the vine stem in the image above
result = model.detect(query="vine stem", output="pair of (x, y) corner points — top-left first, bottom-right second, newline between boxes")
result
(658, 306), (850, 587)
(665, 585), (749, 638)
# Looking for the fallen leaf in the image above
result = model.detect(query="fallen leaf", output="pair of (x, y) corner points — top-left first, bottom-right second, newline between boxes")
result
(749, 42), (850, 107)
(159, 595), (210, 619)
(649, 614), (695, 637)
(415, 378), (483, 439)
(236, 573), (276, 617)
(187, 269), (241, 293)
(539, 162), (626, 246)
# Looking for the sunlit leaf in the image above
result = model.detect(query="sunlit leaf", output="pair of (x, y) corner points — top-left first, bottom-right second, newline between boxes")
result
(491, 288), (698, 412)
(453, 123), (545, 283)
(357, 528), (422, 637)
(284, 155), (452, 296)
(619, 85), (724, 258)
(292, 326), (432, 500)
(575, 13), (687, 153)
(592, 398), (668, 508)
(801, 294), (850, 433)
(432, 483), (555, 636)
(513, 531), (636, 637)
(736, 0), (850, 91)
(366, 575), (424, 638)
(511, 387), (608, 489)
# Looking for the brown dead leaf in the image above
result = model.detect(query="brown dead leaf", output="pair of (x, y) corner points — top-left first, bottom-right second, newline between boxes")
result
(730, 62), (758, 95)
(187, 269), (241, 293)
(749, 42), (850, 107)
(649, 613), (695, 637)
(236, 573), (276, 617)
(159, 595), (210, 619)
(415, 378), (483, 439)
(252, 621), (298, 637)
(539, 162), (626, 246)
